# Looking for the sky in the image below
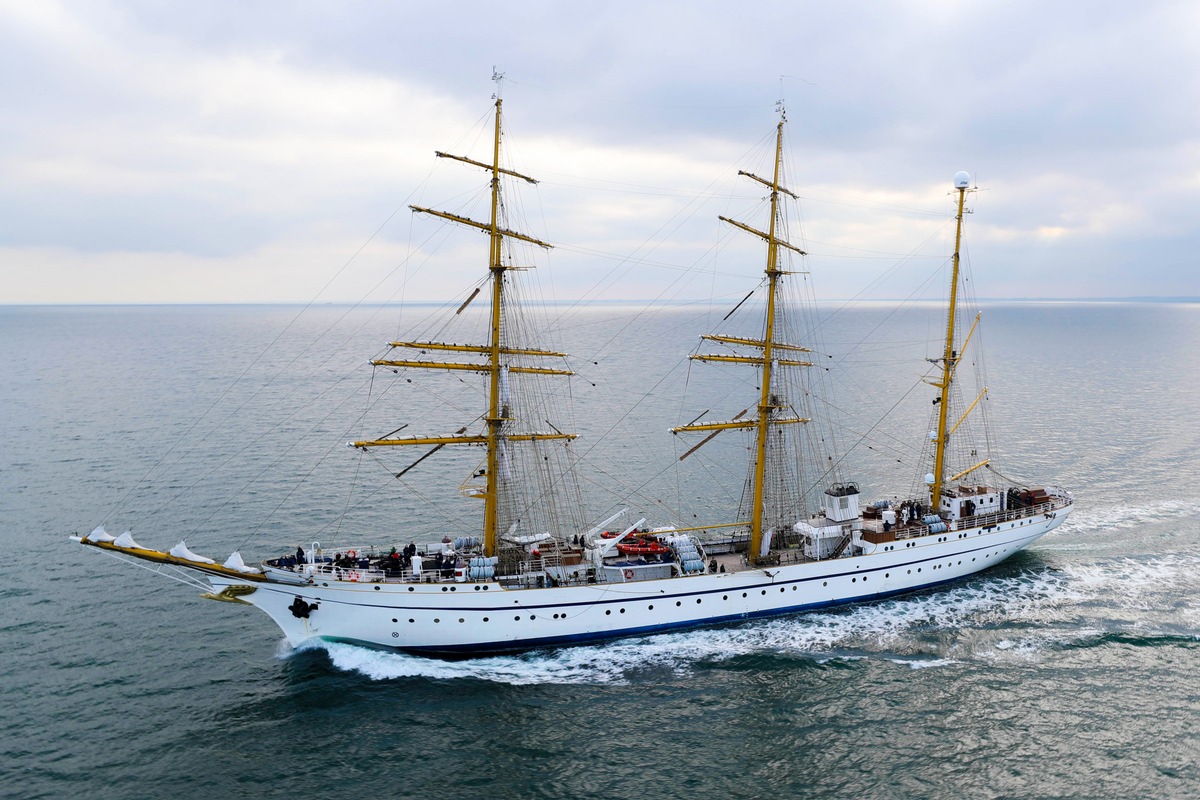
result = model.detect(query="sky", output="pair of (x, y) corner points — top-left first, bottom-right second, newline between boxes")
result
(2, 0), (1199, 303)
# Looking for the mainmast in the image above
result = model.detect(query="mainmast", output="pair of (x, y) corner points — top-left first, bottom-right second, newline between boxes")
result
(671, 112), (810, 565)
(353, 97), (575, 557)
(748, 119), (787, 562)
(484, 98), (507, 559)
(929, 172), (973, 512)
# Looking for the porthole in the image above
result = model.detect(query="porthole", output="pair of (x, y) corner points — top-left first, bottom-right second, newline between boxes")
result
(648, 604), (654, 610)
(852, 578), (857, 583)
(450, 587), (457, 592)
(483, 617), (489, 622)
(676, 601), (682, 607)
(605, 610), (611, 616)
(408, 618), (415, 623)
(458, 618), (465, 623)
(722, 595), (728, 601)
(620, 608), (626, 613)
(392, 618), (398, 623)
(779, 588), (785, 593)
(408, 587), (415, 592)
(441, 587), (448, 592)
(696, 598), (702, 604)
(885, 573), (890, 578)
(474, 586), (481, 591)
(434, 618), (440, 623)
(374, 586), (380, 591)
(822, 581), (828, 587)
(515, 615), (521, 621)
(743, 592), (748, 598)
(761, 590), (767, 596)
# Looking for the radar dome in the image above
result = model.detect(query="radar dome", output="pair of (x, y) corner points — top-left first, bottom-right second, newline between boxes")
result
(954, 171), (971, 189)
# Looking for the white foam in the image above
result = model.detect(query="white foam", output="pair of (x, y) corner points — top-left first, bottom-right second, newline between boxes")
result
(888, 657), (961, 670)
(292, 638), (680, 685)
(1055, 498), (1195, 536)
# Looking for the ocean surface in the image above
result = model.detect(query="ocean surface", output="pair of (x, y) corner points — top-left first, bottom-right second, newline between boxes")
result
(2, 301), (1199, 800)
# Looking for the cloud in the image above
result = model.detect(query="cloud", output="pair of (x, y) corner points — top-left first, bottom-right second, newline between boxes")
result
(1, 0), (1199, 303)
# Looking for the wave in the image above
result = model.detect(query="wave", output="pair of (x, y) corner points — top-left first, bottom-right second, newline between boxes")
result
(1054, 497), (1198, 536)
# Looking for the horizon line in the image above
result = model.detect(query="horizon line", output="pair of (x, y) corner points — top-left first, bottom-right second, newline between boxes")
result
(2, 296), (1199, 307)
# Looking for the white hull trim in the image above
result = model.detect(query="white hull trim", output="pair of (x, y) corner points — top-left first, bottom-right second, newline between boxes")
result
(210, 509), (1070, 656)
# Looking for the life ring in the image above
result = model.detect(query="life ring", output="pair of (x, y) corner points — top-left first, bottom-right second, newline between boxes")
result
(347, 570), (360, 582)
(623, 569), (634, 580)
(347, 550), (357, 559)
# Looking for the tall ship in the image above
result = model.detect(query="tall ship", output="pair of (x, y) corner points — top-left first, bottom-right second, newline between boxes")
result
(74, 98), (1073, 656)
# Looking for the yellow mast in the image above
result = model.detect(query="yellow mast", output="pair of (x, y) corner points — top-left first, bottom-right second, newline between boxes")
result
(670, 112), (808, 565)
(930, 173), (972, 512)
(353, 96), (573, 558)
(747, 119), (786, 563)
(483, 97), (506, 557)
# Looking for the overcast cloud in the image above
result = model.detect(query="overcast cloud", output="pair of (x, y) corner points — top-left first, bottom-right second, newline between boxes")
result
(2, 0), (1198, 303)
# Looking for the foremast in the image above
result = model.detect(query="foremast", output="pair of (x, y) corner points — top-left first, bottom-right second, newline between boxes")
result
(929, 173), (977, 512)
(672, 113), (810, 565)
(352, 98), (575, 557)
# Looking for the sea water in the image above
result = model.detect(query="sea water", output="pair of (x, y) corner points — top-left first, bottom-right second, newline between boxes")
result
(1, 301), (1198, 799)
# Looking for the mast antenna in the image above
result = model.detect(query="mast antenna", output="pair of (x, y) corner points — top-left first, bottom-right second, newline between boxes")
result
(492, 66), (505, 99)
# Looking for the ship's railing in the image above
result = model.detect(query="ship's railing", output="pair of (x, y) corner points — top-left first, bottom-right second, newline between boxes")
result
(881, 495), (1071, 541)
(962, 496), (1071, 530)
(304, 561), (468, 584)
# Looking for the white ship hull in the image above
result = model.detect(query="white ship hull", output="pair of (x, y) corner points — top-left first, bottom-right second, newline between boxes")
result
(211, 507), (1070, 656)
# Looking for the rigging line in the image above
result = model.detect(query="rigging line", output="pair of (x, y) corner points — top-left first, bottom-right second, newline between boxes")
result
(820, 220), (949, 316)
(235, 424), (374, 551)
(547, 137), (766, 324)
(102, 192), (433, 528)
(224, 376), (388, 554)
(569, 357), (693, 465)
(90, 547), (210, 591)
(504, 76), (772, 112)
(138, 365), (379, 532)
(820, 254), (950, 375)
(140, 340), (381, 526)
(815, 373), (929, 492)
(561, 233), (739, 364)
(357, 439), (482, 533)
(550, 241), (749, 279)
(333, 447), (368, 539)
(572, 459), (686, 523)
